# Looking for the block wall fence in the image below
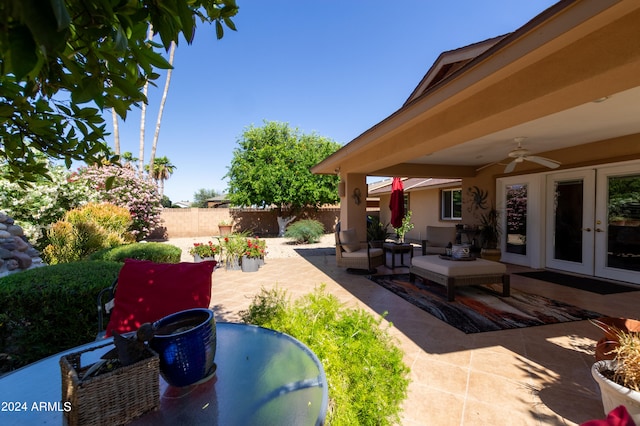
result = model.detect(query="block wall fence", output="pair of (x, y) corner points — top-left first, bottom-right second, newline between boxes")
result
(150, 207), (342, 239)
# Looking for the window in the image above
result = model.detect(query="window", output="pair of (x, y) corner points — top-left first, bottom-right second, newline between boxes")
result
(441, 188), (462, 220)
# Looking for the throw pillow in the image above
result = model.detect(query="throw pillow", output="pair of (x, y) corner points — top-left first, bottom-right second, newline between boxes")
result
(339, 229), (361, 253)
(105, 259), (215, 337)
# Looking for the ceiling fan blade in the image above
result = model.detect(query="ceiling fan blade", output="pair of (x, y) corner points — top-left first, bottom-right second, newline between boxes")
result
(526, 156), (561, 169)
(504, 160), (517, 173)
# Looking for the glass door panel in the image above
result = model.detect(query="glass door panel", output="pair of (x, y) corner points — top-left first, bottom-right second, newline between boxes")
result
(506, 184), (527, 255)
(595, 165), (640, 284)
(553, 180), (584, 263)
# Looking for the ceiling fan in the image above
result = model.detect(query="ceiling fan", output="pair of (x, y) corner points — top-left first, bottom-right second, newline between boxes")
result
(503, 137), (561, 173)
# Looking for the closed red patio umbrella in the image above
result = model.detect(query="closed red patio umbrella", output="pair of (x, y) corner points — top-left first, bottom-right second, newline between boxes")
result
(389, 177), (405, 229)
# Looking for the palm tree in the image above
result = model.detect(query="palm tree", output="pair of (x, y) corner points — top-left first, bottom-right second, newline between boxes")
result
(146, 156), (176, 198)
(149, 41), (176, 178)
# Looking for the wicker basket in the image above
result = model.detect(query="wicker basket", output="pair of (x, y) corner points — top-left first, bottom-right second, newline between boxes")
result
(60, 342), (159, 426)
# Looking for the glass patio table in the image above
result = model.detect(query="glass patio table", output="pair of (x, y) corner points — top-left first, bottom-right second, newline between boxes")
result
(0, 322), (328, 425)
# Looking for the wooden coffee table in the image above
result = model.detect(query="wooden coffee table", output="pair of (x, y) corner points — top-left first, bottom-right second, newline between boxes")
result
(383, 243), (414, 268)
(409, 255), (509, 301)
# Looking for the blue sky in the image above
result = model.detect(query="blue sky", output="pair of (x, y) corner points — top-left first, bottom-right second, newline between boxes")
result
(104, 1), (559, 203)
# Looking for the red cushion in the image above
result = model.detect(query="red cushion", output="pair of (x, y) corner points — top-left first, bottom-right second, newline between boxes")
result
(105, 259), (215, 337)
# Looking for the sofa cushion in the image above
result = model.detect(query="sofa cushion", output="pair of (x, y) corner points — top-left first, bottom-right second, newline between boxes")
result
(339, 229), (361, 252)
(105, 259), (215, 337)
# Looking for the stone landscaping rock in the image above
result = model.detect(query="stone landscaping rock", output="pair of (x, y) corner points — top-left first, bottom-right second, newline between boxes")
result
(0, 212), (45, 278)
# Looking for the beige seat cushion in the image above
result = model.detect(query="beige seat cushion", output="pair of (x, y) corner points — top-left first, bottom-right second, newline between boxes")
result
(342, 248), (383, 258)
(411, 255), (505, 276)
(339, 229), (361, 252)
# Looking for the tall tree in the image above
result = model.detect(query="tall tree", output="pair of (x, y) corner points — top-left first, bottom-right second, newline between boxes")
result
(149, 41), (177, 178)
(0, 0), (238, 185)
(145, 156), (176, 198)
(226, 121), (341, 236)
(193, 188), (221, 208)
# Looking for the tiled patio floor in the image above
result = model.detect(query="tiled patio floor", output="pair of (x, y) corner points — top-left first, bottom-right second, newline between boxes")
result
(206, 249), (639, 425)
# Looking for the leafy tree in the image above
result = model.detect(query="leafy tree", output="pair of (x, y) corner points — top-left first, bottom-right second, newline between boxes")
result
(226, 121), (341, 235)
(75, 164), (162, 240)
(0, 0), (238, 185)
(193, 188), (221, 208)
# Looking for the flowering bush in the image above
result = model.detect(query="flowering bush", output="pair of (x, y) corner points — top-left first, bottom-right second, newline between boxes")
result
(76, 163), (162, 240)
(244, 237), (266, 258)
(189, 241), (220, 258)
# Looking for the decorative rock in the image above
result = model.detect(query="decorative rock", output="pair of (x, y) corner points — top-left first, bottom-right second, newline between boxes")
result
(7, 225), (23, 237)
(11, 251), (32, 269)
(13, 237), (28, 252)
(5, 259), (18, 271)
(0, 212), (47, 278)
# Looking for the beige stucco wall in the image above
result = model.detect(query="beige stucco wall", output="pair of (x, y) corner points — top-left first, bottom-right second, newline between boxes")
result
(152, 207), (340, 239)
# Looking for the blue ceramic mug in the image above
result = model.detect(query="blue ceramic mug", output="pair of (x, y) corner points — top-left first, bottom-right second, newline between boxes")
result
(151, 308), (217, 387)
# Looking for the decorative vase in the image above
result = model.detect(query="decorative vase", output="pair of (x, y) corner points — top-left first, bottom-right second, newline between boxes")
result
(193, 254), (215, 263)
(480, 248), (501, 262)
(591, 360), (640, 423)
(241, 256), (260, 273)
(151, 308), (217, 387)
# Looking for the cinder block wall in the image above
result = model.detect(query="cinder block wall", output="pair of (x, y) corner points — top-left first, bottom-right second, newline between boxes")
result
(152, 208), (340, 238)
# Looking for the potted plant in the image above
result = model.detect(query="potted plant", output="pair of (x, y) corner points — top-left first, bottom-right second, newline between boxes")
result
(479, 207), (501, 261)
(241, 237), (266, 273)
(367, 216), (391, 248)
(218, 220), (233, 236)
(591, 326), (640, 423)
(219, 232), (248, 270)
(189, 241), (220, 262)
(393, 211), (414, 244)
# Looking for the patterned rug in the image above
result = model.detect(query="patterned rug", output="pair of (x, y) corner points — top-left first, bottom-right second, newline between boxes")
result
(368, 274), (603, 333)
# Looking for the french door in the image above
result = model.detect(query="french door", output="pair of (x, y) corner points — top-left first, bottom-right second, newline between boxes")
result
(545, 164), (640, 284)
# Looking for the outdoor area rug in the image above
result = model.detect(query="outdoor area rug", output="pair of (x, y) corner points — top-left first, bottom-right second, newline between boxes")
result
(514, 271), (637, 295)
(368, 274), (603, 333)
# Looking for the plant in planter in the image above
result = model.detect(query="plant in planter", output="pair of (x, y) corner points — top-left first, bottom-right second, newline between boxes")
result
(219, 232), (248, 270)
(393, 211), (414, 244)
(218, 220), (233, 236)
(241, 237), (266, 272)
(591, 325), (640, 423)
(189, 241), (220, 262)
(367, 216), (391, 248)
(479, 207), (501, 261)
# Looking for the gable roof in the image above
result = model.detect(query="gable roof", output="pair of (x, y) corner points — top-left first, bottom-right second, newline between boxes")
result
(403, 34), (509, 106)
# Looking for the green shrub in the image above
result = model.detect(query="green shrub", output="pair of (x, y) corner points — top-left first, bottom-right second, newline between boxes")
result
(239, 286), (410, 425)
(284, 219), (325, 243)
(0, 261), (122, 371)
(42, 202), (134, 264)
(89, 242), (181, 263)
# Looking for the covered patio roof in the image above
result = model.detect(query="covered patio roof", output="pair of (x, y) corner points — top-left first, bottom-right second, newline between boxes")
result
(312, 0), (640, 179)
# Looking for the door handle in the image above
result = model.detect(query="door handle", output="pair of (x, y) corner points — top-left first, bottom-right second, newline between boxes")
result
(595, 228), (604, 232)
(583, 228), (591, 232)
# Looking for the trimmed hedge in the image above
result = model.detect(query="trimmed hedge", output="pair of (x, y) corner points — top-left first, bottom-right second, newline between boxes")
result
(89, 242), (181, 263)
(0, 261), (122, 371)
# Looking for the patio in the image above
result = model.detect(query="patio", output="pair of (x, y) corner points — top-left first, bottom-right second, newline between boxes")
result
(195, 241), (639, 425)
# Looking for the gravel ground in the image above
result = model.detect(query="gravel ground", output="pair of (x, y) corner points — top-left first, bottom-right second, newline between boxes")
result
(164, 233), (336, 261)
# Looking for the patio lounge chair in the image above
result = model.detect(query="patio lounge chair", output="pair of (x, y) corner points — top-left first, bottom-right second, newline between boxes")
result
(335, 223), (384, 273)
(421, 226), (457, 255)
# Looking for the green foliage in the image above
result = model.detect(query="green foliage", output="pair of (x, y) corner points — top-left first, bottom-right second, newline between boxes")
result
(89, 242), (182, 263)
(43, 203), (132, 264)
(239, 286), (410, 425)
(0, 152), (96, 245)
(0, 261), (122, 370)
(394, 210), (414, 242)
(367, 215), (391, 242)
(192, 188), (221, 208)
(226, 121), (341, 215)
(284, 219), (325, 243)
(0, 0), (238, 185)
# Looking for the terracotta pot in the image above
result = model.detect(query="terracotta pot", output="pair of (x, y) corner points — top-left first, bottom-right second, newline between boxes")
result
(592, 317), (640, 361)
